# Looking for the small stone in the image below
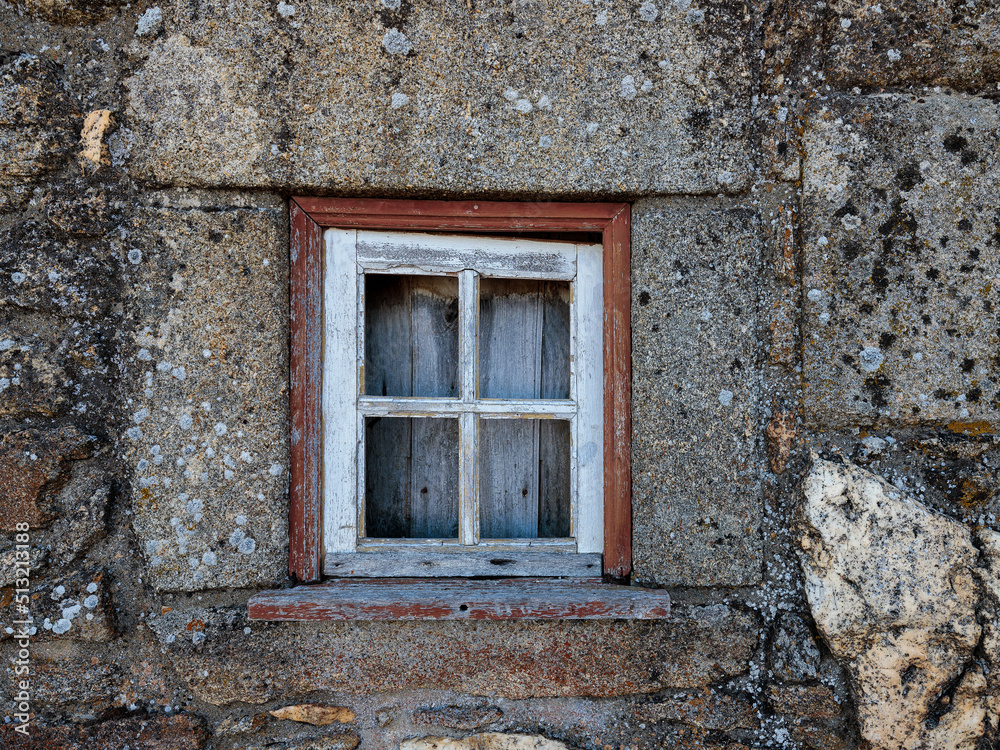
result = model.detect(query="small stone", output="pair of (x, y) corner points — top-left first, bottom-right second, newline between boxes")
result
(765, 412), (796, 475)
(0, 425), (90, 530)
(79, 110), (114, 168)
(214, 713), (267, 736)
(768, 613), (820, 683)
(620, 75), (637, 100)
(269, 704), (356, 725)
(136, 7), (164, 37)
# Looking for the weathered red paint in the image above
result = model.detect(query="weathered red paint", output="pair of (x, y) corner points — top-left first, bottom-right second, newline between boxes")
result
(289, 202), (324, 583)
(249, 578), (669, 621)
(288, 197), (633, 584)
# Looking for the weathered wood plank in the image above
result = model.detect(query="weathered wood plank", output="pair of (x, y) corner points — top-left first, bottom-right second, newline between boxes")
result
(540, 282), (571, 400)
(479, 278), (543, 400)
(408, 418), (460, 539)
(365, 418), (459, 539)
(357, 231), (576, 280)
(458, 270), (479, 545)
(480, 419), (539, 539)
(576, 241), (605, 555)
(355, 538), (575, 552)
(289, 201), (324, 582)
(538, 419), (571, 538)
(293, 197), (626, 223)
(324, 551), (601, 578)
(603, 207), (632, 577)
(249, 578), (670, 621)
(323, 228), (359, 554)
(410, 279), (459, 397)
(364, 416), (410, 538)
(364, 276), (459, 397)
(358, 397), (575, 418)
(363, 274), (413, 397)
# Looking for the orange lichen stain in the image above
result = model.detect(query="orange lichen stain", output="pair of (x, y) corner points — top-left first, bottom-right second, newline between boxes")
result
(0, 590), (13, 608)
(161, 606), (172, 614)
(947, 421), (993, 436)
(956, 482), (990, 509)
(186, 619), (205, 631)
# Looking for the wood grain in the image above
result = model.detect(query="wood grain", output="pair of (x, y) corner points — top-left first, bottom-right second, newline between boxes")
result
(324, 551), (600, 578)
(249, 578), (670, 621)
(538, 419), (571, 538)
(479, 418), (538, 538)
(365, 417), (459, 539)
(603, 206), (632, 579)
(289, 201), (324, 582)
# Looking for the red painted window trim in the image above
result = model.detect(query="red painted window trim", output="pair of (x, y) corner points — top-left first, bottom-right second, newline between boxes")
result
(288, 198), (632, 583)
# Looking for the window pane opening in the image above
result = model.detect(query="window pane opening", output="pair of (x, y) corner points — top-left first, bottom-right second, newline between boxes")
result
(479, 279), (570, 400)
(479, 418), (571, 539)
(364, 417), (460, 539)
(364, 274), (459, 398)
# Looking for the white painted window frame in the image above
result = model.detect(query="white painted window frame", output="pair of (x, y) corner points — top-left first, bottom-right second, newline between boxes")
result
(322, 229), (604, 577)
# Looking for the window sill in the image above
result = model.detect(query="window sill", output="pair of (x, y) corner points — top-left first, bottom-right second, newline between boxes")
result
(247, 578), (670, 621)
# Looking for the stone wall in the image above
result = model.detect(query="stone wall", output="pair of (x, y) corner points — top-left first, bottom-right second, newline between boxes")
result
(0, 1), (997, 749)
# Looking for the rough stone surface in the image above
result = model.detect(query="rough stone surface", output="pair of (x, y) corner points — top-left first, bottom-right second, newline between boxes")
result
(0, 714), (209, 749)
(0, 220), (118, 320)
(636, 689), (757, 731)
(413, 705), (503, 731)
(10, 0), (128, 26)
(236, 736), (360, 750)
(401, 734), (566, 750)
(0, 334), (72, 419)
(0, 566), (113, 642)
(767, 684), (841, 719)
(0, 53), (78, 208)
(768, 612), (821, 683)
(0, 425), (91, 530)
(789, 723), (852, 750)
(124, 1), (754, 195)
(0, 458), (111, 583)
(825, 1), (1000, 90)
(631, 197), (764, 587)
(802, 94), (1000, 428)
(0, 642), (180, 720)
(122, 190), (289, 591)
(4, 0), (997, 745)
(977, 527), (1000, 707)
(147, 603), (757, 703)
(799, 458), (986, 749)
(0, 317), (117, 422)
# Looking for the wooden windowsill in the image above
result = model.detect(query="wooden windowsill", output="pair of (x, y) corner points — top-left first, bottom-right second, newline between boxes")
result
(247, 578), (670, 621)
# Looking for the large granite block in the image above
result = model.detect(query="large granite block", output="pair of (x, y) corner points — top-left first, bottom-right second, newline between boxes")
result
(147, 602), (758, 703)
(631, 197), (765, 587)
(802, 94), (1000, 428)
(121, 191), (289, 591)
(825, 1), (1000, 90)
(125, 0), (754, 195)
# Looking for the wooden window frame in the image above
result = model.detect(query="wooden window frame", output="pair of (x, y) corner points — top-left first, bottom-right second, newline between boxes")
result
(287, 198), (632, 583)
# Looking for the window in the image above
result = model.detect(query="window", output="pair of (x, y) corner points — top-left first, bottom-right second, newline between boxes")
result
(279, 199), (640, 605)
(322, 229), (603, 577)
